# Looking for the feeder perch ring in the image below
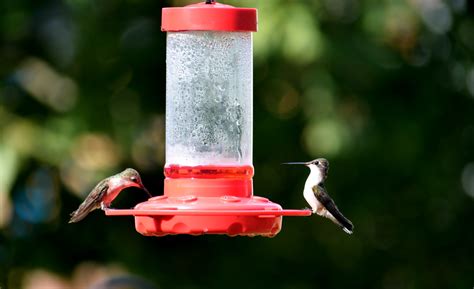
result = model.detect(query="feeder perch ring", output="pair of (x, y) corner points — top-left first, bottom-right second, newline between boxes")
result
(105, 195), (311, 237)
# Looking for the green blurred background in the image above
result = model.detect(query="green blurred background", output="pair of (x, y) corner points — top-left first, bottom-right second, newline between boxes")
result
(1, 0), (474, 288)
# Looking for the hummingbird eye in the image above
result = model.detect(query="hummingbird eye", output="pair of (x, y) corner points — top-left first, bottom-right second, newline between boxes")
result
(131, 176), (137, 182)
(314, 161), (320, 165)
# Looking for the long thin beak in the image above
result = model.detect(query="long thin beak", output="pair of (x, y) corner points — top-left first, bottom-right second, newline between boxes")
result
(281, 162), (308, 165)
(131, 181), (152, 197)
(142, 186), (152, 197)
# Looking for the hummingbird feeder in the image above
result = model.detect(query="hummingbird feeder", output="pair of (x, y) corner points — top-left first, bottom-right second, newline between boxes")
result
(106, 1), (311, 237)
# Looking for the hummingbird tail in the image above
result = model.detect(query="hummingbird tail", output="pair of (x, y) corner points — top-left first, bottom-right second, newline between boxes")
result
(322, 207), (354, 234)
(332, 211), (354, 234)
(343, 227), (353, 234)
(313, 185), (354, 234)
(69, 210), (87, 223)
(68, 200), (100, 223)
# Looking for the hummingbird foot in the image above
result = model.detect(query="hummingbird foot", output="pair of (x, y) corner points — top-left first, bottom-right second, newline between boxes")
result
(303, 207), (314, 213)
(100, 202), (109, 211)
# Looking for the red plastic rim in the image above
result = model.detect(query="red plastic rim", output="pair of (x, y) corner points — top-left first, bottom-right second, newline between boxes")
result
(105, 209), (312, 216)
(105, 196), (311, 237)
(162, 2), (257, 32)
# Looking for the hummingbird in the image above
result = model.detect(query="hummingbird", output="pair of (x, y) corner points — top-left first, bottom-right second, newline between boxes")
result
(69, 168), (151, 223)
(283, 158), (354, 234)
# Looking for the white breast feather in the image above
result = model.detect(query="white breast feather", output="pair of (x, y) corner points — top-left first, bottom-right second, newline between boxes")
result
(303, 166), (323, 213)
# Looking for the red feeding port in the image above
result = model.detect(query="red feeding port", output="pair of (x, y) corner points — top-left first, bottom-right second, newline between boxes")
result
(105, 1), (311, 236)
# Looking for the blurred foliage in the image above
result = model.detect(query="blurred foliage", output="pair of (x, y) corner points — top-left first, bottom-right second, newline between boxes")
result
(1, 0), (474, 288)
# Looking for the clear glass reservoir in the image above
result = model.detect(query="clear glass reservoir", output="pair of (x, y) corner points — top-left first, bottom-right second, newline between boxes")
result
(165, 31), (252, 167)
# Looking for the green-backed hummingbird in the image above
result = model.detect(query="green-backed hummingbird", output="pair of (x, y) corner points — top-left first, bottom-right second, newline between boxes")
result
(69, 168), (151, 223)
(283, 158), (354, 234)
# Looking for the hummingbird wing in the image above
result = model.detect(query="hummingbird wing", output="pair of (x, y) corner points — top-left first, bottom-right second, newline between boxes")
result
(69, 180), (109, 223)
(312, 184), (354, 234)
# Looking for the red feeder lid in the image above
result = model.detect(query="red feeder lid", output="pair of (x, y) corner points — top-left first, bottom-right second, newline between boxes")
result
(162, 1), (257, 32)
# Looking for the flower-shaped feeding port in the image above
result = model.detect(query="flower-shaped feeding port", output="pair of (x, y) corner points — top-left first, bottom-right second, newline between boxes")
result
(106, 1), (311, 237)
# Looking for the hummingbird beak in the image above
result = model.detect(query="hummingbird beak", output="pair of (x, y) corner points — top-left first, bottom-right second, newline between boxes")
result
(282, 162), (309, 166)
(135, 182), (152, 198)
(130, 181), (152, 198)
(142, 187), (152, 198)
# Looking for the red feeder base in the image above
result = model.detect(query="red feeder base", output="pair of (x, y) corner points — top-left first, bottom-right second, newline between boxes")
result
(106, 195), (311, 237)
(106, 166), (311, 237)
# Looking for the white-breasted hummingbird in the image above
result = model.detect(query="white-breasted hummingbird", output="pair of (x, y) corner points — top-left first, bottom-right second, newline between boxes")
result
(69, 168), (151, 223)
(283, 158), (354, 234)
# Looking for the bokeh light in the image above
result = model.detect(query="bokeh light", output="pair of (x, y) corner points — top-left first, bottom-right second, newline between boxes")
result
(14, 58), (78, 112)
(461, 162), (474, 198)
